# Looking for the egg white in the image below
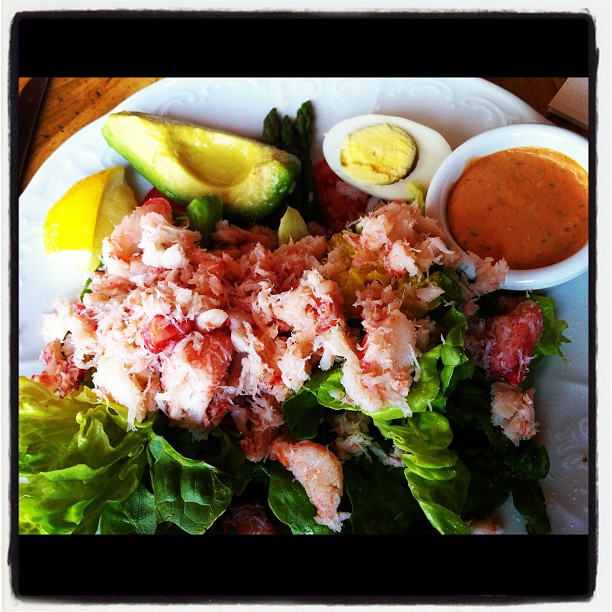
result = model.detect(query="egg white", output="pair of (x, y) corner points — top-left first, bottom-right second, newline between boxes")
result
(322, 114), (452, 201)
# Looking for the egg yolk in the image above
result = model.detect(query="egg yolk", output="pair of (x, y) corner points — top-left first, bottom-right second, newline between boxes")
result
(340, 124), (417, 185)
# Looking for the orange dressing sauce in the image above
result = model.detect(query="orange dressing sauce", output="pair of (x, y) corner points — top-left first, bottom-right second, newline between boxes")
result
(446, 146), (588, 270)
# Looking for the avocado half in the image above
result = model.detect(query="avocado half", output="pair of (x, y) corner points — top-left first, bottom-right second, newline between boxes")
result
(101, 111), (302, 222)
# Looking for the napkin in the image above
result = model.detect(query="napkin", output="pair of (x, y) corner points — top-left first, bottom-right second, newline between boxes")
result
(547, 77), (589, 130)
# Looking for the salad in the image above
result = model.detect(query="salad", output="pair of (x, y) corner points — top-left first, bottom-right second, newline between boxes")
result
(18, 97), (570, 537)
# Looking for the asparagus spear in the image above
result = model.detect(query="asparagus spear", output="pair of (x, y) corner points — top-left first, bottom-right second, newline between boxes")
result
(295, 101), (321, 223)
(262, 108), (282, 148)
(261, 100), (322, 224)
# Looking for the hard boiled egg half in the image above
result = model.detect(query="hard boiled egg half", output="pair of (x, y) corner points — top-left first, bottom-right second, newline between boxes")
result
(322, 114), (452, 201)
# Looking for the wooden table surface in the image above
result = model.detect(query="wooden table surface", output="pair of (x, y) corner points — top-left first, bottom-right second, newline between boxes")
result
(17, 77), (587, 194)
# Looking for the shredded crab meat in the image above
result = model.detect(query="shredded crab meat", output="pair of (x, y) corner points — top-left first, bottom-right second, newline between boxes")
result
(156, 329), (234, 429)
(490, 382), (538, 445)
(466, 298), (544, 386)
(351, 200), (462, 277)
(461, 251), (510, 314)
(35, 198), (500, 434)
(31, 339), (85, 397)
(33, 197), (513, 532)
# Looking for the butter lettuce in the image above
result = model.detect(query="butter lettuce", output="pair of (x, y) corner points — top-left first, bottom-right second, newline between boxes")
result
(18, 377), (250, 536)
(147, 432), (233, 534)
(449, 376), (551, 534)
(98, 484), (157, 535)
(531, 293), (571, 360)
(18, 377), (152, 534)
(407, 306), (474, 412)
(376, 413), (471, 535)
(343, 455), (425, 534)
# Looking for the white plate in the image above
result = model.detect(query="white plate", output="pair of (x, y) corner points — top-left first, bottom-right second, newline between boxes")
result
(18, 77), (590, 535)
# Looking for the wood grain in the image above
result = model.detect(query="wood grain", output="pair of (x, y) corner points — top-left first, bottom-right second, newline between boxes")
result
(18, 77), (586, 193)
(19, 78), (162, 191)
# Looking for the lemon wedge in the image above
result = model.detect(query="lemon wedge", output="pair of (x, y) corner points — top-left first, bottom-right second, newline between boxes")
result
(43, 166), (137, 271)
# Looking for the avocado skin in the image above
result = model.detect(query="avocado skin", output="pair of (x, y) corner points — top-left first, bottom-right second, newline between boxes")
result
(102, 111), (301, 222)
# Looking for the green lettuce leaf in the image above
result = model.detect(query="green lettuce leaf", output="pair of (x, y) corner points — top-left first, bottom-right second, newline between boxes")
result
(531, 293), (571, 360)
(281, 318), (473, 432)
(281, 364), (406, 432)
(510, 479), (552, 534)
(461, 469), (511, 520)
(202, 429), (255, 496)
(155, 420), (255, 496)
(405, 463), (472, 535)
(343, 455), (423, 534)
(147, 432), (233, 535)
(433, 267), (466, 306)
(18, 377), (151, 534)
(449, 378), (551, 533)
(281, 383), (327, 440)
(376, 412), (471, 535)
(97, 483), (157, 535)
(408, 306), (473, 412)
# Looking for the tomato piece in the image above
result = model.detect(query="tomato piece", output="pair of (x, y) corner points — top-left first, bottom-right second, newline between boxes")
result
(313, 159), (371, 233)
(141, 187), (185, 212)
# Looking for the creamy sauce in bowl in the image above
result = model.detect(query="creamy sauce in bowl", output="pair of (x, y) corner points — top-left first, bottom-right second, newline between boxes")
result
(446, 146), (588, 270)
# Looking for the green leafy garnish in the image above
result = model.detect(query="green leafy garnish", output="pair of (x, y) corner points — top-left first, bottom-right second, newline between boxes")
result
(376, 412), (471, 535)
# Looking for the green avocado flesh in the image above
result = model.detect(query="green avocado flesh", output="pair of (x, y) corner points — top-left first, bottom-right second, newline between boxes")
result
(101, 111), (302, 221)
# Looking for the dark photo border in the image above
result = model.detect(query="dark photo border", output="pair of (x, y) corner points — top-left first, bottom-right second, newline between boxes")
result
(9, 10), (597, 606)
